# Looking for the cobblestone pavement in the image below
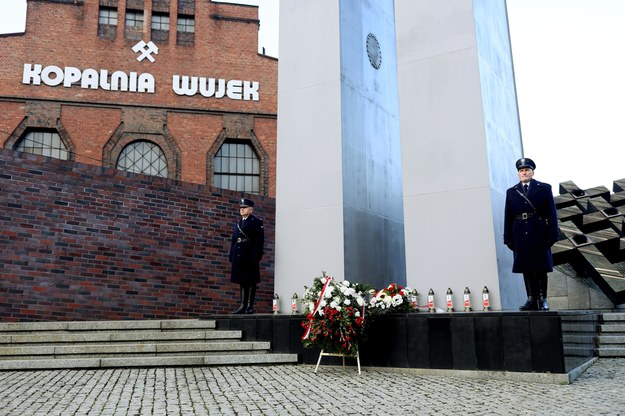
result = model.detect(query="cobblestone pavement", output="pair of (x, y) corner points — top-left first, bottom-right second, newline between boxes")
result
(0, 359), (623, 416)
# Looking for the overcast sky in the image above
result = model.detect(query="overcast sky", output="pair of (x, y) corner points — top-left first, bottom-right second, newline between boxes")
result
(1, 0), (623, 193)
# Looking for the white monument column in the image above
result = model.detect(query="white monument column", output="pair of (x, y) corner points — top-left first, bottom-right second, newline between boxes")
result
(275, 0), (406, 300)
(396, 0), (524, 310)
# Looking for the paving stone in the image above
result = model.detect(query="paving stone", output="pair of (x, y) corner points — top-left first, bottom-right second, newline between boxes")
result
(0, 360), (624, 415)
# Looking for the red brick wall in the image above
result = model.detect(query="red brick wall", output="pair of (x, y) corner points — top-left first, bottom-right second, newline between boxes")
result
(0, 148), (276, 322)
(61, 106), (122, 164)
(0, 0), (277, 195)
(167, 112), (223, 184)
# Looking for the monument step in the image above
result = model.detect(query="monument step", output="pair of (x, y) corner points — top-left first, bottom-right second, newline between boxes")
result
(0, 350), (276, 361)
(0, 329), (242, 345)
(0, 319), (298, 371)
(562, 334), (596, 344)
(601, 312), (625, 323)
(0, 354), (299, 371)
(0, 341), (272, 358)
(597, 335), (625, 344)
(598, 323), (625, 333)
(0, 319), (216, 332)
(596, 347), (625, 357)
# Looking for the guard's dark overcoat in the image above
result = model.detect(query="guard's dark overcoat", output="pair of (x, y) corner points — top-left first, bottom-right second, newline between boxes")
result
(503, 179), (558, 273)
(229, 214), (264, 285)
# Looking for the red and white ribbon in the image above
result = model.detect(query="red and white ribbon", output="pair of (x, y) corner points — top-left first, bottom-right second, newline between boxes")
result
(301, 276), (333, 340)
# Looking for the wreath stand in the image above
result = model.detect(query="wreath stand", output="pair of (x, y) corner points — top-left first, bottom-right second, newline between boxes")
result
(314, 348), (361, 375)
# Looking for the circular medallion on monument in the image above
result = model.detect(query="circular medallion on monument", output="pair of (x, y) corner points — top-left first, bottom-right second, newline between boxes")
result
(366, 33), (382, 69)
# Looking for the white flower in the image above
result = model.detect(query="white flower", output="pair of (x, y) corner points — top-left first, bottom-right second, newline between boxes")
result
(392, 294), (403, 306)
(321, 277), (327, 284)
(320, 300), (327, 307)
(340, 286), (347, 294)
(343, 280), (350, 286)
(330, 301), (338, 309)
(355, 311), (361, 317)
(335, 305), (342, 311)
(344, 299), (351, 305)
(356, 297), (364, 307)
(309, 302), (315, 311)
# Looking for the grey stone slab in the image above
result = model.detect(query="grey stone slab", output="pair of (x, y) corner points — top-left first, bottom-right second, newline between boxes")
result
(67, 320), (162, 331)
(548, 270), (569, 297)
(156, 341), (270, 354)
(109, 331), (205, 342)
(160, 320), (216, 330)
(589, 287), (614, 309)
(597, 348), (625, 357)
(0, 346), (55, 356)
(598, 335), (625, 344)
(365, 365), (572, 385)
(0, 358), (100, 370)
(602, 312), (625, 321)
(0, 322), (69, 332)
(563, 334), (596, 344)
(100, 356), (205, 367)
(202, 354), (298, 366)
(9, 333), (113, 344)
(204, 330), (242, 340)
(566, 278), (591, 309)
(549, 296), (569, 311)
(54, 344), (158, 355)
(600, 324), (625, 332)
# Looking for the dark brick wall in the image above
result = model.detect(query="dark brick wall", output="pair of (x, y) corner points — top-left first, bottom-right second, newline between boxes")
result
(0, 148), (276, 322)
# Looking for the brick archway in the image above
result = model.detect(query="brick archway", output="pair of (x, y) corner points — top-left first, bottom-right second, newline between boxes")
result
(207, 128), (269, 195)
(103, 124), (181, 180)
(5, 117), (76, 161)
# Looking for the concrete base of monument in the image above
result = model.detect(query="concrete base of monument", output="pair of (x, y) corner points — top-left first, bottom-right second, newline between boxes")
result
(200, 310), (599, 383)
(301, 357), (597, 385)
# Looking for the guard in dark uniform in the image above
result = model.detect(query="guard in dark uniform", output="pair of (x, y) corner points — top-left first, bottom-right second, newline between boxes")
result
(504, 158), (558, 311)
(229, 198), (264, 314)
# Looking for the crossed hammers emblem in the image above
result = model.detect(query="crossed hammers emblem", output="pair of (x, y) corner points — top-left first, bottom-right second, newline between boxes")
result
(132, 40), (159, 63)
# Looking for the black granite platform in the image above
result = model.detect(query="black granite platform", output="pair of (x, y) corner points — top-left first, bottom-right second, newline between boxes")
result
(202, 310), (599, 374)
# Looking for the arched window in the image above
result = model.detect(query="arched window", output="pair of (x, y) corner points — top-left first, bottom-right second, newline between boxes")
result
(214, 141), (260, 193)
(116, 140), (168, 178)
(15, 130), (69, 160)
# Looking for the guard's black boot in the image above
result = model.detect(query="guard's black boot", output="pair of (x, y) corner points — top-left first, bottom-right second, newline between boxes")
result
(519, 274), (538, 311)
(246, 286), (256, 314)
(538, 275), (549, 311)
(233, 287), (248, 314)
(519, 297), (537, 311)
(538, 296), (549, 311)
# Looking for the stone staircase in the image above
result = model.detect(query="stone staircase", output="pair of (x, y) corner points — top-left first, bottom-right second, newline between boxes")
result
(0, 319), (298, 371)
(596, 312), (625, 357)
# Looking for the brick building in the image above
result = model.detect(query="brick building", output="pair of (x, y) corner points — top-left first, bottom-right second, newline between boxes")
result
(0, 0), (279, 321)
(0, 0), (278, 197)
